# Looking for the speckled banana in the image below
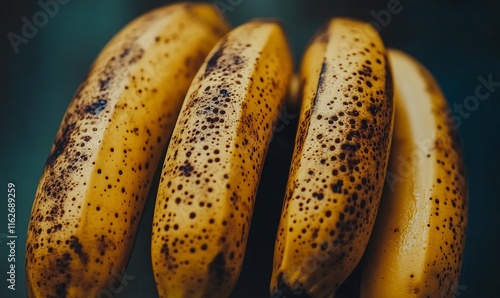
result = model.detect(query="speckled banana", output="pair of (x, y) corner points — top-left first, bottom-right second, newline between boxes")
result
(25, 4), (229, 297)
(151, 20), (292, 298)
(270, 18), (394, 298)
(360, 49), (468, 298)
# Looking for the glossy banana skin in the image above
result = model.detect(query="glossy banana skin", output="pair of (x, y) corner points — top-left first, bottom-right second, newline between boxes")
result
(360, 49), (468, 298)
(25, 4), (229, 297)
(271, 18), (394, 298)
(151, 20), (292, 298)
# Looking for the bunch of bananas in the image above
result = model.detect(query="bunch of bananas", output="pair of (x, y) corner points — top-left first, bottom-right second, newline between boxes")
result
(26, 3), (467, 298)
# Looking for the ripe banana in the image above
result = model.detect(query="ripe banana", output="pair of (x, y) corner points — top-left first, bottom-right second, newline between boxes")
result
(25, 4), (229, 297)
(270, 18), (394, 297)
(359, 49), (468, 298)
(151, 20), (292, 298)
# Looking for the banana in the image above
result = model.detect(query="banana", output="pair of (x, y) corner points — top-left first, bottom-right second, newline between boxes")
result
(270, 18), (394, 298)
(25, 4), (229, 297)
(359, 49), (468, 298)
(151, 20), (292, 298)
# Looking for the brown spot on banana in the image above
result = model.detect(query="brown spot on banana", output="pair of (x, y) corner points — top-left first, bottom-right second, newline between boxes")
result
(25, 4), (230, 298)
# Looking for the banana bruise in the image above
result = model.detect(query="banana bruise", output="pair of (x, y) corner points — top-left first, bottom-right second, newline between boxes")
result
(25, 4), (229, 297)
(271, 18), (394, 298)
(360, 49), (468, 298)
(151, 20), (292, 298)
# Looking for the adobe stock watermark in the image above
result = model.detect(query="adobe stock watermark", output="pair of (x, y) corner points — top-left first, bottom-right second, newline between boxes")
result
(271, 248), (332, 297)
(333, 0), (413, 52)
(447, 74), (499, 129)
(212, 0), (244, 15)
(442, 277), (468, 297)
(385, 73), (498, 190)
(368, 0), (412, 33)
(95, 268), (135, 298)
(274, 106), (297, 134)
(7, 0), (71, 54)
(385, 136), (433, 191)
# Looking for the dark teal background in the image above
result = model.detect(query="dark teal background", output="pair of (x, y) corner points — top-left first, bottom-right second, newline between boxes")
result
(1, 0), (499, 297)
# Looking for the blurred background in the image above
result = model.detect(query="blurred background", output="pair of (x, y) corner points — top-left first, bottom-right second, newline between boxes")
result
(1, 0), (499, 297)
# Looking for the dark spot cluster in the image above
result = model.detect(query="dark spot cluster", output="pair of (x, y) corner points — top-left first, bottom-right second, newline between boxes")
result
(45, 122), (77, 167)
(419, 68), (468, 297)
(205, 45), (226, 76)
(152, 21), (291, 295)
(26, 4), (229, 297)
(273, 18), (393, 297)
(85, 99), (108, 115)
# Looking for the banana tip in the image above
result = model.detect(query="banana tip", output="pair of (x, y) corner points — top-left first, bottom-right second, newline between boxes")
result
(270, 274), (311, 298)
